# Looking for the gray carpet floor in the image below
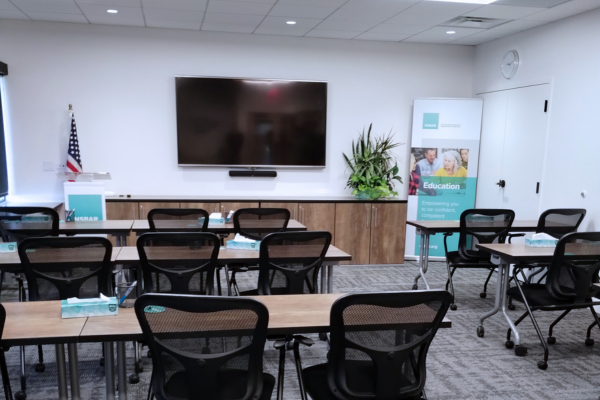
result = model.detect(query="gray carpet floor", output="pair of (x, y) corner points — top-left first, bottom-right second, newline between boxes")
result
(1, 261), (600, 399)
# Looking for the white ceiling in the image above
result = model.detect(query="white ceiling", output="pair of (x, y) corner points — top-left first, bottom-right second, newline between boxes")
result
(0, 0), (599, 45)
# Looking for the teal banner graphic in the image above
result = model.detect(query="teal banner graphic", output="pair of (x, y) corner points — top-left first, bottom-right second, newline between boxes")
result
(67, 194), (104, 221)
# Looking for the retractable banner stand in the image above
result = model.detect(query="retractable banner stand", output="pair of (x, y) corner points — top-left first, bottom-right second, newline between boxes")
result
(406, 98), (483, 259)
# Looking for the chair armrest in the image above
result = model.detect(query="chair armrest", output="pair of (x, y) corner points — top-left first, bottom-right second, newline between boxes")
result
(507, 233), (525, 243)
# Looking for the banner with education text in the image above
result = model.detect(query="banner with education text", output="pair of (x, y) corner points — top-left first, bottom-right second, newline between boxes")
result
(406, 98), (483, 258)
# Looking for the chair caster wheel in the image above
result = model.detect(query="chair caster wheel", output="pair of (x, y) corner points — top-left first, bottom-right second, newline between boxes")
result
(505, 340), (514, 349)
(514, 345), (527, 357)
(128, 374), (140, 384)
(537, 361), (548, 370)
(99, 357), (105, 367)
(508, 304), (516, 310)
(34, 362), (45, 372)
(547, 336), (556, 345)
(585, 338), (594, 346)
(450, 304), (457, 311)
(480, 292), (487, 298)
(412, 284), (418, 290)
(477, 326), (484, 338)
(15, 391), (26, 400)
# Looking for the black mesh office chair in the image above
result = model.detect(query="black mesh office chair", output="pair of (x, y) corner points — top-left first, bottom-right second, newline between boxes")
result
(505, 232), (600, 370)
(239, 231), (331, 400)
(300, 290), (452, 400)
(18, 237), (112, 400)
(137, 232), (220, 295)
(0, 304), (13, 400)
(443, 209), (515, 310)
(135, 293), (275, 400)
(506, 208), (586, 310)
(227, 208), (290, 296)
(147, 208), (209, 233)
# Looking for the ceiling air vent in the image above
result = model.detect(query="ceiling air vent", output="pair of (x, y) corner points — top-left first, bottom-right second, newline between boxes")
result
(442, 16), (510, 29)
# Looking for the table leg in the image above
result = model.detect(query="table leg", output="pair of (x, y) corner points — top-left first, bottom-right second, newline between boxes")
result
(115, 235), (121, 247)
(412, 231), (431, 290)
(500, 264), (520, 345)
(121, 234), (127, 246)
(320, 266), (326, 294)
(104, 342), (116, 400)
(117, 342), (128, 400)
(67, 343), (81, 400)
(327, 263), (334, 293)
(478, 256), (504, 328)
(55, 344), (68, 400)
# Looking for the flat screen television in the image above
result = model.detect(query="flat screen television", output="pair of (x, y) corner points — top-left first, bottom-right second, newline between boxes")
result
(176, 77), (327, 167)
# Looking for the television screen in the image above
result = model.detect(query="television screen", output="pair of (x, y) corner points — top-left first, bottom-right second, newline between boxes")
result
(176, 77), (327, 167)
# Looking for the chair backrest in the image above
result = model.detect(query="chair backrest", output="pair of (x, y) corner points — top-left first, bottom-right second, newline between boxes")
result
(536, 208), (586, 239)
(233, 208), (290, 241)
(546, 232), (600, 303)
(458, 209), (515, 261)
(327, 290), (451, 400)
(0, 207), (59, 243)
(257, 231), (331, 295)
(0, 304), (5, 340)
(137, 233), (220, 295)
(148, 208), (209, 232)
(18, 237), (112, 301)
(135, 294), (269, 400)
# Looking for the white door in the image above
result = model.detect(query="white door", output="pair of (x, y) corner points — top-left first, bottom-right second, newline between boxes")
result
(476, 84), (550, 219)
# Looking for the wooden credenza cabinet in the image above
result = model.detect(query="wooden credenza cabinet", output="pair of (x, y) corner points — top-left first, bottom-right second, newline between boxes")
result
(106, 197), (407, 264)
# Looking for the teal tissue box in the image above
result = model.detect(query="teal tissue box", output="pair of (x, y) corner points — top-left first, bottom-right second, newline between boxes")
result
(226, 239), (261, 250)
(209, 217), (225, 225)
(0, 242), (17, 253)
(525, 238), (558, 247)
(22, 214), (51, 223)
(61, 297), (119, 319)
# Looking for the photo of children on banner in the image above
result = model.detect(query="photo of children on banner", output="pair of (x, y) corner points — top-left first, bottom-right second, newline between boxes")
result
(410, 147), (468, 196)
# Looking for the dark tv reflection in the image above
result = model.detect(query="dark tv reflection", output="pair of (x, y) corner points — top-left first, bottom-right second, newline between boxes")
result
(176, 77), (327, 167)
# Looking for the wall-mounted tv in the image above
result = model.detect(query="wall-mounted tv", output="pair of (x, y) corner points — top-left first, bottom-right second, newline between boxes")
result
(176, 76), (327, 168)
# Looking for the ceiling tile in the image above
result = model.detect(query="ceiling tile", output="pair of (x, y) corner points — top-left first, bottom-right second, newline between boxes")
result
(201, 21), (257, 32)
(278, 0), (346, 7)
(203, 12), (264, 25)
(450, 36), (491, 45)
(468, 28), (517, 39)
(385, 12), (455, 25)
(493, 0), (570, 7)
(368, 23), (431, 35)
(0, 9), (29, 18)
(304, 29), (362, 39)
(523, 0), (600, 21)
(404, 26), (485, 43)
(206, 1), (273, 15)
(254, 24), (312, 36)
(84, 14), (144, 25)
(145, 18), (200, 29)
(493, 19), (548, 31)
(27, 11), (88, 22)
(79, 3), (141, 15)
(354, 32), (411, 41)
(0, 1), (20, 11)
(141, 0), (206, 11)
(406, 1), (484, 15)
(315, 19), (378, 31)
(465, 4), (546, 19)
(12, 0), (81, 14)
(143, 8), (203, 21)
(327, 7), (398, 23)
(260, 15), (321, 28)
(210, 0), (275, 3)
(76, 0), (140, 6)
(341, 0), (418, 12)
(269, 5), (337, 19)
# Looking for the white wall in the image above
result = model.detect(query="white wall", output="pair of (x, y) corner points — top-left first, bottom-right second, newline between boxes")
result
(0, 20), (474, 201)
(473, 8), (600, 230)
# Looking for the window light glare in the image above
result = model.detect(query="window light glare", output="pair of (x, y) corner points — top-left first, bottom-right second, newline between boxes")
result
(425, 0), (496, 4)
(107, 9), (118, 13)
(286, 21), (296, 25)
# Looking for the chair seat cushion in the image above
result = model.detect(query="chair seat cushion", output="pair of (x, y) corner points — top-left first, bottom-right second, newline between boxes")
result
(302, 362), (423, 400)
(164, 369), (275, 400)
(507, 284), (600, 309)
(446, 251), (493, 268)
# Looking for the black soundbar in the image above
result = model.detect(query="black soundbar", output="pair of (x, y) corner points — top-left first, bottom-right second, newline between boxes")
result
(0, 62), (7, 76)
(229, 170), (277, 178)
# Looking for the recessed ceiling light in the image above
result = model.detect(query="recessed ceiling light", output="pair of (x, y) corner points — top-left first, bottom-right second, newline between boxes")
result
(446, 31), (456, 34)
(426, 0), (496, 4)
(286, 21), (296, 25)
(107, 9), (118, 13)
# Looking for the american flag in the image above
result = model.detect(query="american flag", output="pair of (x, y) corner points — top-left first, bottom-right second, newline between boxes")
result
(66, 112), (83, 176)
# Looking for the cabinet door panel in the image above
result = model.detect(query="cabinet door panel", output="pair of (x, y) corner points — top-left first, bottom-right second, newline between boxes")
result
(106, 202), (138, 246)
(369, 203), (406, 265)
(334, 203), (371, 265)
(138, 202), (180, 220)
(183, 202), (221, 217)
(261, 202), (299, 221)
(299, 203), (335, 241)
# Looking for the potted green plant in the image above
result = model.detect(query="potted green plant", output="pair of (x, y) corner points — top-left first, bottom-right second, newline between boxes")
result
(343, 124), (403, 200)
